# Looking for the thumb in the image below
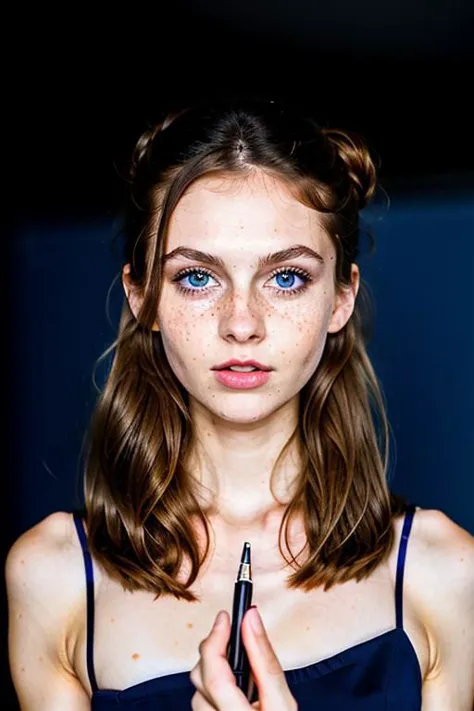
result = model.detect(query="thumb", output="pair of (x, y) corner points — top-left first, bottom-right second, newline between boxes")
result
(209, 609), (232, 654)
(242, 607), (295, 708)
(202, 610), (238, 686)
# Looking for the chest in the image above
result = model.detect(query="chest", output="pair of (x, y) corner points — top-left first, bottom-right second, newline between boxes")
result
(72, 554), (429, 696)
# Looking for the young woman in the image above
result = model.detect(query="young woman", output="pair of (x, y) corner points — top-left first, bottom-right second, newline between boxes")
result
(6, 97), (474, 710)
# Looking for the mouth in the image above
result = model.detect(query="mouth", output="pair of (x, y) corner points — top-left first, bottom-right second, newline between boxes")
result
(212, 360), (273, 372)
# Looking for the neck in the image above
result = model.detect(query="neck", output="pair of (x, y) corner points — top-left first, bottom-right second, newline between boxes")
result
(186, 396), (303, 528)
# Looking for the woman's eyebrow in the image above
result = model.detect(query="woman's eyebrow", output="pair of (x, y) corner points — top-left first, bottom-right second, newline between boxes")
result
(162, 245), (325, 268)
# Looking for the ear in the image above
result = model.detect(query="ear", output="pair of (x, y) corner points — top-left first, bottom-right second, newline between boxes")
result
(327, 263), (360, 334)
(122, 264), (160, 331)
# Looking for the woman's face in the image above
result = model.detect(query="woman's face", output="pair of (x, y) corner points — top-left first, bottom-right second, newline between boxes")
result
(132, 171), (358, 425)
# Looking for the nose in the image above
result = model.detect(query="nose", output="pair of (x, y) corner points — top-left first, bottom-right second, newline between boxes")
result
(218, 290), (266, 344)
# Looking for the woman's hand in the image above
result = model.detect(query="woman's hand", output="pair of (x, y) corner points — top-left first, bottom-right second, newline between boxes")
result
(190, 607), (298, 710)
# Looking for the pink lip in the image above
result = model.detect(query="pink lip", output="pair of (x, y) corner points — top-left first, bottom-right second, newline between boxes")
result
(212, 359), (272, 371)
(213, 369), (272, 390)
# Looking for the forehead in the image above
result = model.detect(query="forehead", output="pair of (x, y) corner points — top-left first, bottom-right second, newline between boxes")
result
(165, 171), (331, 254)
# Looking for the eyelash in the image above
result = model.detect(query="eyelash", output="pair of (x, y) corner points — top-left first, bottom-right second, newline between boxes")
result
(171, 266), (313, 298)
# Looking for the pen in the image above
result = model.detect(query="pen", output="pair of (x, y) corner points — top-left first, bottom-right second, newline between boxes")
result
(227, 541), (257, 702)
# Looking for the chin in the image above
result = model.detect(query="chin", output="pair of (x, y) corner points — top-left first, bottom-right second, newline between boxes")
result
(205, 398), (286, 425)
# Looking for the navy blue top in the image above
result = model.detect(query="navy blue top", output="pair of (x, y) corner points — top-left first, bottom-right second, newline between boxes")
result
(73, 504), (422, 709)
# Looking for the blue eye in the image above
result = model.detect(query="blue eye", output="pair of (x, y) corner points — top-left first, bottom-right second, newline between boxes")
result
(187, 272), (213, 288)
(176, 270), (218, 291)
(172, 266), (312, 297)
(272, 271), (300, 289)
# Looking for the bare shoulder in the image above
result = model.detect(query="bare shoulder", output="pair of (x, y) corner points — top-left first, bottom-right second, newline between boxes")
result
(399, 506), (474, 705)
(5, 511), (94, 709)
(392, 505), (474, 629)
(6, 511), (86, 605)
(399, 506), (474, 610)
(5, 512), (90, 698)
(407, 507), (474, 585)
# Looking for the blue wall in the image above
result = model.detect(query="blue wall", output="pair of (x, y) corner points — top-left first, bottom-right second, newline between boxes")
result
(360, 186), (473, 532)
(8, 180), (474, 539)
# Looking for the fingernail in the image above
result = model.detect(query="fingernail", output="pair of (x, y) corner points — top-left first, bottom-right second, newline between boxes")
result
(248, 605), (263, 633)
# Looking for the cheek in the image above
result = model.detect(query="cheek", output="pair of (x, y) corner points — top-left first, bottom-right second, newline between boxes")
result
(280, 302), (332, 373)
(301, 332), (327, 370)
(279, 298), (331, 343)
(158, 307), (212, 375)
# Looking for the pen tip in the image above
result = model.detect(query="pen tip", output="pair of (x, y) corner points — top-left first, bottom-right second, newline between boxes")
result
(241, 541), (251, 564)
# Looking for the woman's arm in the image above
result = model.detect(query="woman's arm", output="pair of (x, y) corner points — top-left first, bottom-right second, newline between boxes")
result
(411, 509), (474, 709)
(5, 512), (91, 711)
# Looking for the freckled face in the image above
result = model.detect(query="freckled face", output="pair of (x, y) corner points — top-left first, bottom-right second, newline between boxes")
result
(157, 172), (338, 424)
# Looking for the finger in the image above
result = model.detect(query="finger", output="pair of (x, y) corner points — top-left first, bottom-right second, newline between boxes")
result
(189, 611), (233, 703)
(190, 662), (215, 708)
(242, 607), (296, 709)
(200, 611), (249, 708)
(190, 610), (249, 710)
(191, 689), (219, 711)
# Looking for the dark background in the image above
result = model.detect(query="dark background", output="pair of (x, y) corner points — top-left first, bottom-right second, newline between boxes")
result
(8, 0), (474, 221)
(4, 2), (474, 707)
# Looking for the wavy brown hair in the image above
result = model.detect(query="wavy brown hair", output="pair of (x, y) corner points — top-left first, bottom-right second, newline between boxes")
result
(82, 96), (409, 602)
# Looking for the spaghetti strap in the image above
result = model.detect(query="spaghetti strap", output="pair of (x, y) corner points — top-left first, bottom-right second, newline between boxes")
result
(395, 503), (417, 630)
(72, 512), (98, 694)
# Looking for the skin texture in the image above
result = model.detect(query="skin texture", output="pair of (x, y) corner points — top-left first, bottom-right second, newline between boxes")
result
(124, 170), (359, 533)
